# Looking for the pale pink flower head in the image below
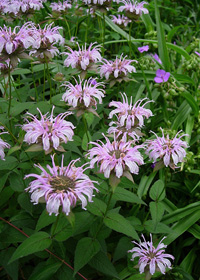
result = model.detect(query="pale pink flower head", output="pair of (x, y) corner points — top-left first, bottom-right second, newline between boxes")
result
(30, 23), (64, 61)
(3, 0), (45, 15)
(62, 77), (105, 117)
(25, 155), (98, 216)
(99, 54), (137, 86)
(50, 1), (72, 12)
(118, 0), (149, 20)
(87, 134), (144, 179)
(0, 130), (11, 160)
(109, 93), (153, 129)
(154, 69), (170, 83)
(107, 120), (142, 142)
(22, 106), (75, 154)
(138, 45), (149, 53)
(83, 0), (112, 12)
(0, 22), (36, 67)
(128, 234), (174, 275)
(145, 129), (188, 169)
(64, 42), (102, 78)
(111, 15), (131, 28)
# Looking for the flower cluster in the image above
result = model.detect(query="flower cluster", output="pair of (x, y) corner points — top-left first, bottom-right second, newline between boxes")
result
(108, 93), (153, 141)
(62, 77), (105, 116)
(145, 130), (188, 169)
(83, 0), (112, 12)
(25, 155), (98, 216)
(0, 22), (36, 66)
(50, 1), (72, 12)
(22, 107), (75, 153)
(30, 23), (64, 61)
(1, 0), (45, 16)
(64, 42), (102, 78)
(0, 129), (10, 160)
(88, 134), (144, 179)
(99, 54), (137, 85)
(111, 15), (131, 28)
(129, 234), (174, 275)
(118, 0), (149, 19)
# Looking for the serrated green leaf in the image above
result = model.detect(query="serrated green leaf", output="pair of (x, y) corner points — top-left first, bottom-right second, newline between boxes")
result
(113, 187), (145, 205)
(150, 201), (165, 223)
(36, 210), (57, 231)
(149, 180), (165, 201)
(29, 262), (62, 280)
(89, 251), (119, 279)
(104, 212), (139, 240)
(9, 232), (52, 263)
(86, 197), (107, 217)
(74, 237), (100, 273)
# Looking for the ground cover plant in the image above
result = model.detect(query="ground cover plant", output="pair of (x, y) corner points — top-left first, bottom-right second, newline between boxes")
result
(0, 0), (200, 279)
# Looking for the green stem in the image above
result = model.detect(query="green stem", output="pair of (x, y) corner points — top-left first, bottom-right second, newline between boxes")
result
(64, 17), (71, 39)
(129, 21), (133, 57)
(43, 63), (46, 101)
(82, 114), (90, 144)
(93, 191), (113, 240)
(102, 13), (105, 56)
(7, 62), (12, 119)
(45, 59), (53, 103)
(31, 62), (38, 102)
(51, 214), (61, 238)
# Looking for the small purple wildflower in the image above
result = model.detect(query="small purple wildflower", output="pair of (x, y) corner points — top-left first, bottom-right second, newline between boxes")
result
(22, 106), (75, 153)
(118, 0), (149, 19)
(0, 130), (11, 160)
(145, 129), (188, 169)
(151, 53), (162, 64)
(128, 234), (174, 275)
(25, 155), (98, 216)
(111, 15), (131, 27)
(62, 77), (105, 116)
(64, 42), (102, 72)
(87, 134), (144, 178)
(195, 51), (200, 57)
(138, 45), (149, 53)
(99, 54), (137, 81)
(109, 93), (153, 129)
(154, 69), (170, 83)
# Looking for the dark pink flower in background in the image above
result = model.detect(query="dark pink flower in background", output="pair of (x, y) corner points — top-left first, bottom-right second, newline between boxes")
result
(128, 234), (174, 275)
(154, 69), (170, 83)
(138, 45), (149, 53)
(88, 134), (144, 178)
(22, 106), (74, 153)
(25, 155), (98, 216)
(145, 129), (188, 169)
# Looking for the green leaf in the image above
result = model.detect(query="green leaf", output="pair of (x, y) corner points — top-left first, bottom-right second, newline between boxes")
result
(161, 202), (200, 224)
(9, 232), (52, 263)
(104, 212), (139, 240)
(180, 91), (199, 117)
(74, 237), (100, 273)
(171, 101), (191, 130)
(0, 248), (18, 280)
(150, 202), (165, 223)
(188, 224), (200, 239)
(11, 68), (31, 75)
(180, 249), (196, 274)
(7, 145), (21, 156)
(81, 131), (92, 151)
(165, 210), (200, 245)
(113, 187), (145, 205)
(0, 173), (9, 193)
(144, 220), (171, 234)
(154, 0), (170, 71)
(9, 172), (25, 192)
(10, 102), (33, 117)
(36, 210), (57, 231)
(137, 172), (157, 199)
(149, 180), (165, 201)
(113, 237), (132, 262)
(0, 156), (18, 170)
(89, 251), (119, 279)
(18, 193), (33, 214)
(29, 262), (62, 280)
(141, 13), (154, 32)
(86, 197), (107, 217)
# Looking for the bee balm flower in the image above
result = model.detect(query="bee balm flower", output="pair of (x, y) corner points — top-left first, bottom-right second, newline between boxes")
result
(0, 130), (11, 160)
(22, 106), (75, 153)
(128, 234), (174, 276)
(25, 155), (98, 216)
(88, 134), (144, 179)
(118, 0), (149, 20)
(145, 130), (188, 169)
